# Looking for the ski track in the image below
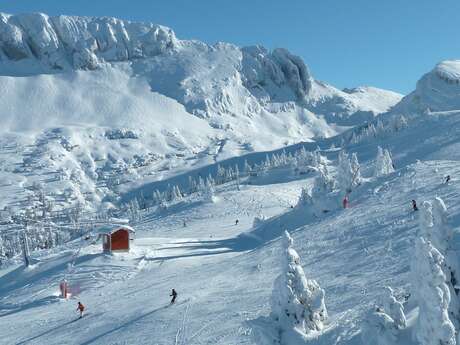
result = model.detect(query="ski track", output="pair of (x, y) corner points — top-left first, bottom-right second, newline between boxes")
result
(4, 111), (460, 344)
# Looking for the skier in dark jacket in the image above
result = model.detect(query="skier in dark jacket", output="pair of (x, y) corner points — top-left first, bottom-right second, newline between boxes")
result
(412, 200), (418, 211)
(446, 175), (451, 184)
(77, 302), (85, 318)
(170, 289), (177, 304)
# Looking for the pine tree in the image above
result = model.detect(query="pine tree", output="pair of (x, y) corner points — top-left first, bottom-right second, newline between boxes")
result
(234, 165), (240, 191)
(22, 231), (31, 267)
(350, 153), (362, 186)
(374, 146), (395, 177)
(412, 237), (456, 345)
(216, 165), (225, 184)
(337, 151), (354, 194)
(188, 176), (197, 193)
(422, 198), (460, 329)
(243, 160), (252, 176)
(271, 231), (328, 335)
(296, 187), (312, 207)
(382, 286), (406, 329)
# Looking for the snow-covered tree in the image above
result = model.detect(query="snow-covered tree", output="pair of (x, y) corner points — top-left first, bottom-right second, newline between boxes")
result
(305, 167), (337, 215)
(361, 307), (398, 345)
(202, 181), (216, 203)
(271, 231), (327, 335)
(234, 165), (240, 191)
(252, 214), (266, 228)
(374, 146), (395, 177)
(382, 286), (406, 330)
(152, 189), (164, 205)
(296, 187), (311, 207)
(412, 236), (456, 345)
(188, 176), (197, 193)
(22, 231), (31, 267)
(350, 153), (362, 186)
(216, 164), (225, 184)
(243, 159), (252, 176)
(422, 198), (460, 329)
(0, 235), (5, 264)
(432, 197), (454, 253)
(337, 150), (360, 194)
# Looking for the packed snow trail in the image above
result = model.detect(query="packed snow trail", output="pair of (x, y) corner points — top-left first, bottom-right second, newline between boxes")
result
(5, 110), (460, 344)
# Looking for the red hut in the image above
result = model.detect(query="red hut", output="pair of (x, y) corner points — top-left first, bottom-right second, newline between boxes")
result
(97, 225), (135, 253)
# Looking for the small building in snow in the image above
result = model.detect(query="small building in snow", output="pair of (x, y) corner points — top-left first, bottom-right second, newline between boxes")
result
(97, 224), (135, 253)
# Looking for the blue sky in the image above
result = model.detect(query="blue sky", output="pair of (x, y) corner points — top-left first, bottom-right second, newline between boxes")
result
(2, 0), (459, 94)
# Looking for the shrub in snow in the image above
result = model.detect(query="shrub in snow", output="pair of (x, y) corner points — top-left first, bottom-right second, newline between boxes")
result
(362, 286), (406, 344)
(361, 307), (398, 345)
(374, 146), (395, 177)
(252, 215), (266, 228)
(296, 187), (311, 207)
(202, 183), (217, 203)
(271, 231), (327, 336)
(306, 168), (338, 215)
(382, 286), (406, 330)
(412, 236), (456, 345)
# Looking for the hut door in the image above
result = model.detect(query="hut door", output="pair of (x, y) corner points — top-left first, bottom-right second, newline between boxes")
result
(103, 234), (111, 252)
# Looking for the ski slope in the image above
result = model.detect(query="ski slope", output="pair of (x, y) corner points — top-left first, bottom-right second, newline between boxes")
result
(2, 109), (460, 344)
(2, 11), (460, 345)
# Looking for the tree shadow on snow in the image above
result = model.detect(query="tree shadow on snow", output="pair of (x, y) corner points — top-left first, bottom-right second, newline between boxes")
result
(0, 295), (59, 317)
(0, 253), (102, 299)
(143, 206), (320, 263)
(79, 305), (169, 345)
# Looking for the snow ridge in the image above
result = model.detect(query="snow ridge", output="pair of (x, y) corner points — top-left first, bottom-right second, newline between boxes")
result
(0, 12), (176, 72)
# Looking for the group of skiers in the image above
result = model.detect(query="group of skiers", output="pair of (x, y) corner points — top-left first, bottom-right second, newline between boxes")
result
(76, 289), (178, 318)
(74, 170), (452, 318)
(411, 176), (451, 212)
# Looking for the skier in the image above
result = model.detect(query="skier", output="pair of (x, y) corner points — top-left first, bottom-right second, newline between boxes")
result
(77, 301), (85, 318)
(235, 219), (239, 225)
(343, 195), (349, 209)
(170, 289), (177, 304)
(411, 200), (418, 211)
(445, 175), (451, 184)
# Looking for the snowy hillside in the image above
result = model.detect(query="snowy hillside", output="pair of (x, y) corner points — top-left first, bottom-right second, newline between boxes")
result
(392, 60), (460, 114)
(0, 12), (403, 222)
(0, 12), (401, 127)
(5, 10), (460, 345)
(3, 106), (460, 344)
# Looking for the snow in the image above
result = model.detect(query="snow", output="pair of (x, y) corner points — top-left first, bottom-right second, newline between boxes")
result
(4, 119), (460, 344)
(392, 60), (460, 114)
(1, 10), (460, 345)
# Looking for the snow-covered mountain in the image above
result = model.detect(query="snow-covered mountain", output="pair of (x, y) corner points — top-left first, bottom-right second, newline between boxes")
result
(0, 12), (403, 216)
(3, 12), (460, 345)
(0, 12), (401, 128)
(392, 60), (460, 114)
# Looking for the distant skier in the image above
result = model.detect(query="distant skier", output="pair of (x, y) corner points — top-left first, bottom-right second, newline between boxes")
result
(412, 200), (418, 211)
(235, 219), (239, 226)
(170, 289), (177, 304)
(183, 220), (187, 227)
(445, 175), (451, 184)
(343, 195), (349, 209)
(77, 302), (85, 318)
